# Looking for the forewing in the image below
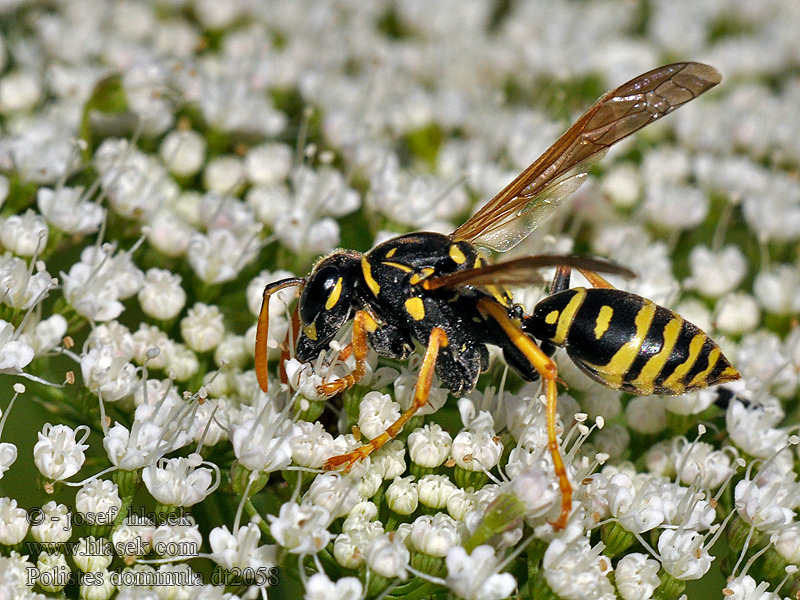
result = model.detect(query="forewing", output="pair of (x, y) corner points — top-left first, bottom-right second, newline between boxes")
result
(422, 255), (636, 291)
(453, 62), (721, 252)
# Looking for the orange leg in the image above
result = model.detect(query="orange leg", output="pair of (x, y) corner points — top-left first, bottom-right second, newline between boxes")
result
(278, 304), (301, 386)
(317, 310), (378, 397)
(255, 278), (304, 392)
(576, 268), (615, 289)
(325, 326), (448, 471)
(477, 298), (572, 530)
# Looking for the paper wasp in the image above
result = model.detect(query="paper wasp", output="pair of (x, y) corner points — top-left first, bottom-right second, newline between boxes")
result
(254, 62), (739, 529)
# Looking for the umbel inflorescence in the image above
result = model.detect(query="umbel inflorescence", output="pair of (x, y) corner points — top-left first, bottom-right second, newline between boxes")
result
(0, 2), (799, 600)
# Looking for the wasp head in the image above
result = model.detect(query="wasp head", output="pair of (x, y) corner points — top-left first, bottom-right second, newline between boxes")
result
(296, 251), (361, 362)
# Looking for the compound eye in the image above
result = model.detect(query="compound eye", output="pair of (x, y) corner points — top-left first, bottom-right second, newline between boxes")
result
(299, 266), (340, 326)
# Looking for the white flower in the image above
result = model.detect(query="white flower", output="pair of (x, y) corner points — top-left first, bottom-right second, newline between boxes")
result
(445, 545), (516, 600)
(142, 454), (218, 507)
(0, 498), (29, 544)
(735, 472), (798, 531)
(146, 208), (195, 257)
(509, 464), (561, 522)
(37, 186), (104, 235)
(615, 553), (661, 600)
(0, 209), (48, 257)
(0, 320), (34, 373)
(543, 536), (614, 599)
(600, 163), (641, 208)
(754, 264), (800, 315)
(269, 501), (334, 555)
(36, 551), (69, 593)
(606, 473), (666, 534)
(73, 536), (113, 573)
(371, 439), (407, 480)
(643, 182), (709, 230)
(159, 129), (207, 177)
(203, 154), (245, 194)
(304, 572), (362, 600)
(657, 529), (713, 580)
(670, 439), (735, 489)
(80, 341), (138, 402)
(137, 268), (186, 321)
(305, 472), (360, 520)
(230, 405), (297, 473)
(151, 518), (203, 558)
(180, 302), (225, 352)
(30, 501), (71, 544)
(75, 479), (121, 528)
(357, 391), (401, 440)
(0, 70), (41, 112)
(333, 521), (383, 569)
(18, 313), (67, 357)
(33, 423), (90, 481)
(209, 523), (277, 572)
(61, 243), (144, 321)
(727, 400), (789, 459)
(723, 574), (780, 600)
(417, 474), (458, 510)
(93, 138), (178, 220)
(452, 428), (503, 471)
(246, 184), (292, 226)
(245, 142), (293, 186)
(112, 516), (155, 558)
(187, 227), (260, 284)
(290, 420), (338, 469)
(364, 532), (410, 579)
(684, 245), (747, 297)
(0, 442), (16, 479)
(385, 476), (418, 515)
(714, 292), (760, 336)
(775, 522), (800, 563)
(625, 395), (666, 434)
(408, 423), (452, 468)
(410, 513), (465, 557)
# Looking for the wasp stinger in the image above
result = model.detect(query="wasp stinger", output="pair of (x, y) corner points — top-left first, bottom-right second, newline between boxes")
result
(254, 62), (738, 529)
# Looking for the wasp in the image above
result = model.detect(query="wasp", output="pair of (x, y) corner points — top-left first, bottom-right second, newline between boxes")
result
(254, 63), (739, 529)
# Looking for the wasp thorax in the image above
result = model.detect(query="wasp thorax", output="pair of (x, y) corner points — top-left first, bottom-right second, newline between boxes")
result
(296, 252), (360, 362)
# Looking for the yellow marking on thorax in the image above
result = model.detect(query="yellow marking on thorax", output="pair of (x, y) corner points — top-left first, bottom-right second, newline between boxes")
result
(361, 257), (381, 296)
(630, 316), (683, 394)
(303, 322), (317, 341)
(594, 305), (614, 339)
(590, 300), (656, 387)
(324, 277), (343, 310)
(449, 245), (467, 264)
(410, 267), (435, 286)
(661, 333), (707, 392)
(545, 310), (559, 325)
(405, 297), (426, 321)
(553, 288), (587, 345)
(386, 247), (397, 258)
(382, 261), (413, 273)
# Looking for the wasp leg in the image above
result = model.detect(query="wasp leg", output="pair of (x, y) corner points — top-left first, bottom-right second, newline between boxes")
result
(553, 264), (615, 292)
(576, 268), (615, 289)
(317, 310), (378, 396)
(325, 327), (448, 472)
(278, 303), (301, 387)
(477, 297), (571, 530)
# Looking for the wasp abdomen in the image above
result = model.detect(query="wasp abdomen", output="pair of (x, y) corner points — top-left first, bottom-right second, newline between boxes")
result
(527, 288), (739, 395)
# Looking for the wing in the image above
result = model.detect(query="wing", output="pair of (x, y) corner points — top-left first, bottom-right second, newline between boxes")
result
(452, 62), (721, 252)
(422, 255), (636, 291)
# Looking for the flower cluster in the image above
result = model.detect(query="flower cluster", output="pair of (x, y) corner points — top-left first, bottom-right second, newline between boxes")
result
(0, 1), (798, 600)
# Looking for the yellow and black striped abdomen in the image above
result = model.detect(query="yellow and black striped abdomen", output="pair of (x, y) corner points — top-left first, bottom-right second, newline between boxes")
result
(527, 288), (740, 395)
